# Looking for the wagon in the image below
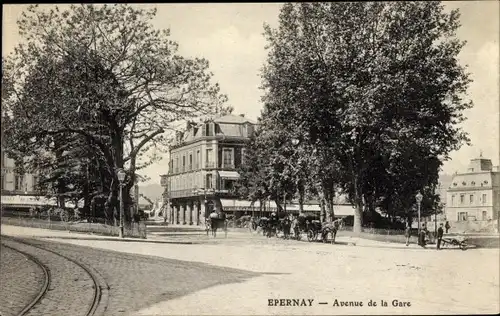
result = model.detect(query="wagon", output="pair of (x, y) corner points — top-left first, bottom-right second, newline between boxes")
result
(306, 220), (323, 242)
(441, 234), (469, 250)
(296, 215), (322, 242)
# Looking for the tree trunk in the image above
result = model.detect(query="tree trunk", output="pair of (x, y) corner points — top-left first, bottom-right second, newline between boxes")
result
(274, 198), (283, 213)
(298, 184), (305, 214)
(353, 174), (363, 234)
(319, 197), (326, 222)
(326, 194), (335, 222)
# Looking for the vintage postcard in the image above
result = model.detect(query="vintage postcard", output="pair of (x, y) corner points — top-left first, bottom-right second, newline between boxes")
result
(1, 2), (499, 316)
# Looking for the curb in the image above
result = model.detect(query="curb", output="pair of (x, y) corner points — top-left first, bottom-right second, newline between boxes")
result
(1, 234), (196, 245)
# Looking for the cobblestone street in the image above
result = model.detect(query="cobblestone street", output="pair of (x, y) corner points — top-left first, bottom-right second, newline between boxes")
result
(0, 244), (45, 316)
(0, 232), (258, 316)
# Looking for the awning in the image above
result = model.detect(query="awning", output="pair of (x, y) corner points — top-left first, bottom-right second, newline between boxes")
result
(220, 199), (255, 208)
(1, 195), (84, 208)
(218, 171), (240, 180)
(1, 195), (57, 207)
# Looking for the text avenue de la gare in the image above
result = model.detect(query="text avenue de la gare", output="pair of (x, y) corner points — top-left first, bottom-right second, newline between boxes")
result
(268, 299), (412, 307)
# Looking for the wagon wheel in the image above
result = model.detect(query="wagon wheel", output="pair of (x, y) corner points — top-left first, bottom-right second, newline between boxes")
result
(307, 230), (315, 242)
(460, 242), (467, 251)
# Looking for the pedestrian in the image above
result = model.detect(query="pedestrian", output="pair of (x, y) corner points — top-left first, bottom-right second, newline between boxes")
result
(445, 221), (451, 234)
(419, 225), (427, 248)
(437, 223), (444, 250)
(404, 223), (411, 246)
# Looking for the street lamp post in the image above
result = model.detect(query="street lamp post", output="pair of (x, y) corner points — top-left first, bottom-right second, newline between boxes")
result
(416, 192), (423, 235)
(435, 183), (440, 237)
(287, 138), (300, 215)
(117, 168), (126, 238)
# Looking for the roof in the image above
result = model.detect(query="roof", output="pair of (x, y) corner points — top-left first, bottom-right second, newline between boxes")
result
(213, 114), (256, 125)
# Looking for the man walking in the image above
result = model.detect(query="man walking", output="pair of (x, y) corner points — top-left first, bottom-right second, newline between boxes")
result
(437, 223), (444, 250)
(405, 223), (411, 246)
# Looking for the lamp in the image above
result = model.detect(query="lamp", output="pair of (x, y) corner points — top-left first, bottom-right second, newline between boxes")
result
(291, 138), (300, 146)
(117, 169), (126, 183)
(416, 192), (423, 236)
(117, 168), (126, 238)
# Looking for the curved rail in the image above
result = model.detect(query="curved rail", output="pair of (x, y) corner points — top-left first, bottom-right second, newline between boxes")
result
(3, 237), (102, 316)
(1, 243), (51, 316)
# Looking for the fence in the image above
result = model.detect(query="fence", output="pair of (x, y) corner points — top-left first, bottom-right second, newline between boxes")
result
(1, 215), (147, 239)
(340, 225), (499, 248)
(340, 226), (410, 244)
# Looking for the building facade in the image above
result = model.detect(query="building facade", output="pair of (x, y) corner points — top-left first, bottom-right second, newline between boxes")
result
(1, 150), (44, 209)
(160, 114), (256, 225)
(445, 156), (500, 222)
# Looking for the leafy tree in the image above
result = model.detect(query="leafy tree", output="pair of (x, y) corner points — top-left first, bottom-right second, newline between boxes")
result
(3, 4), (227, 223)
(261, 2), (472, 233)
(236, 114), (295, 212)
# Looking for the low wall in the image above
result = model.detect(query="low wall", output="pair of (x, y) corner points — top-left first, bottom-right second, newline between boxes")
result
(445, 220), (499, 234)
(1, 217), (147, 239)
(340, 226), (499, 248)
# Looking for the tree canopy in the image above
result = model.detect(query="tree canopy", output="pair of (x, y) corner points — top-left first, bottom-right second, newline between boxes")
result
(238, 2), (472, 232)
(2, 4), (229, 222)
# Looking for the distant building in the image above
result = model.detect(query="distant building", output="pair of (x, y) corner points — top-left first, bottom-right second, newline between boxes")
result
(1, 146), (44, 210)
(160, 114), (257, 225)
(445, 156), (500, 222)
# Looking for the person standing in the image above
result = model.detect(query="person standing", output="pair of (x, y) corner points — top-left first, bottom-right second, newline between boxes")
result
(419, 225), (427, 248)
(405, 224), (411, 246)
(445, 221), (451, 234)
(437, 223), (444, 250)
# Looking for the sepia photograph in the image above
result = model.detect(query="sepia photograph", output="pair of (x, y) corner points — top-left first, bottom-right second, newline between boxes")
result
(1, 2), (499, 315)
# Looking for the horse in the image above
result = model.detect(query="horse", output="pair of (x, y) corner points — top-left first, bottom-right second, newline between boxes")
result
(291, 218), (301, 240)
(320, 218), (345, 244)
(208, 215), (228, 238)
(277, 218), (292, 239)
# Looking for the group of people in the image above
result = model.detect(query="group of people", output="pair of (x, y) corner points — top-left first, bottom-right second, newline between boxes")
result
(404, 221), (451, 249)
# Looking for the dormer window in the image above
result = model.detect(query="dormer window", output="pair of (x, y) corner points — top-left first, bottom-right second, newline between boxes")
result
(462, 181), (466, 186)
(471, 181), (475, 186)
(453, 183), (457, 186)
(204, 123), (214, 136)
(484, 180), (489, 184)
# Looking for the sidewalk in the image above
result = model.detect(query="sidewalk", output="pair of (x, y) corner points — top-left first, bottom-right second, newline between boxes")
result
(0, 225), (195, 244)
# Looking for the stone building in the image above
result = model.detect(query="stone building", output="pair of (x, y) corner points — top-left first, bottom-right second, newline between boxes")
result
(160, 114), (256, 225)
(445, 156), (500, 223)
(1, 149), (44, 210)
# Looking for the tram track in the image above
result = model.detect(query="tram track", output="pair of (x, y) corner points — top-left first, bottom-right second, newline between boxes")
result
(1, 243), (51, 316)
(1, 236), (108, 316)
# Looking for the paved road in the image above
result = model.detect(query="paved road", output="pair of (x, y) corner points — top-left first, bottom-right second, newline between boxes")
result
(2, 237), (99, 316)
(0, 235), (257, 316)
(2, 225), (499, 315)
(0, 244), (45, 316)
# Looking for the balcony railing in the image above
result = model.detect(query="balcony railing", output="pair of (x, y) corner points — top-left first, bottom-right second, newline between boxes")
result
(205, 162), (215, 168)
(167, 188), (217, 199)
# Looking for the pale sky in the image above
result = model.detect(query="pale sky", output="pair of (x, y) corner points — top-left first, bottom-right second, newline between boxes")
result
(2, 2), (499, 186)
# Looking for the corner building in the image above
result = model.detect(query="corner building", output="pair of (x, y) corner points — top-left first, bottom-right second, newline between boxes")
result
(445, 156), (500, 222)
(160, 114), (256, 225)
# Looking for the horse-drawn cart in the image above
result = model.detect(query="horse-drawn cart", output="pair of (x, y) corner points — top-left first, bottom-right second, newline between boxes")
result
(295, 215), (344, 243)
(441, 234), (469, 250)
